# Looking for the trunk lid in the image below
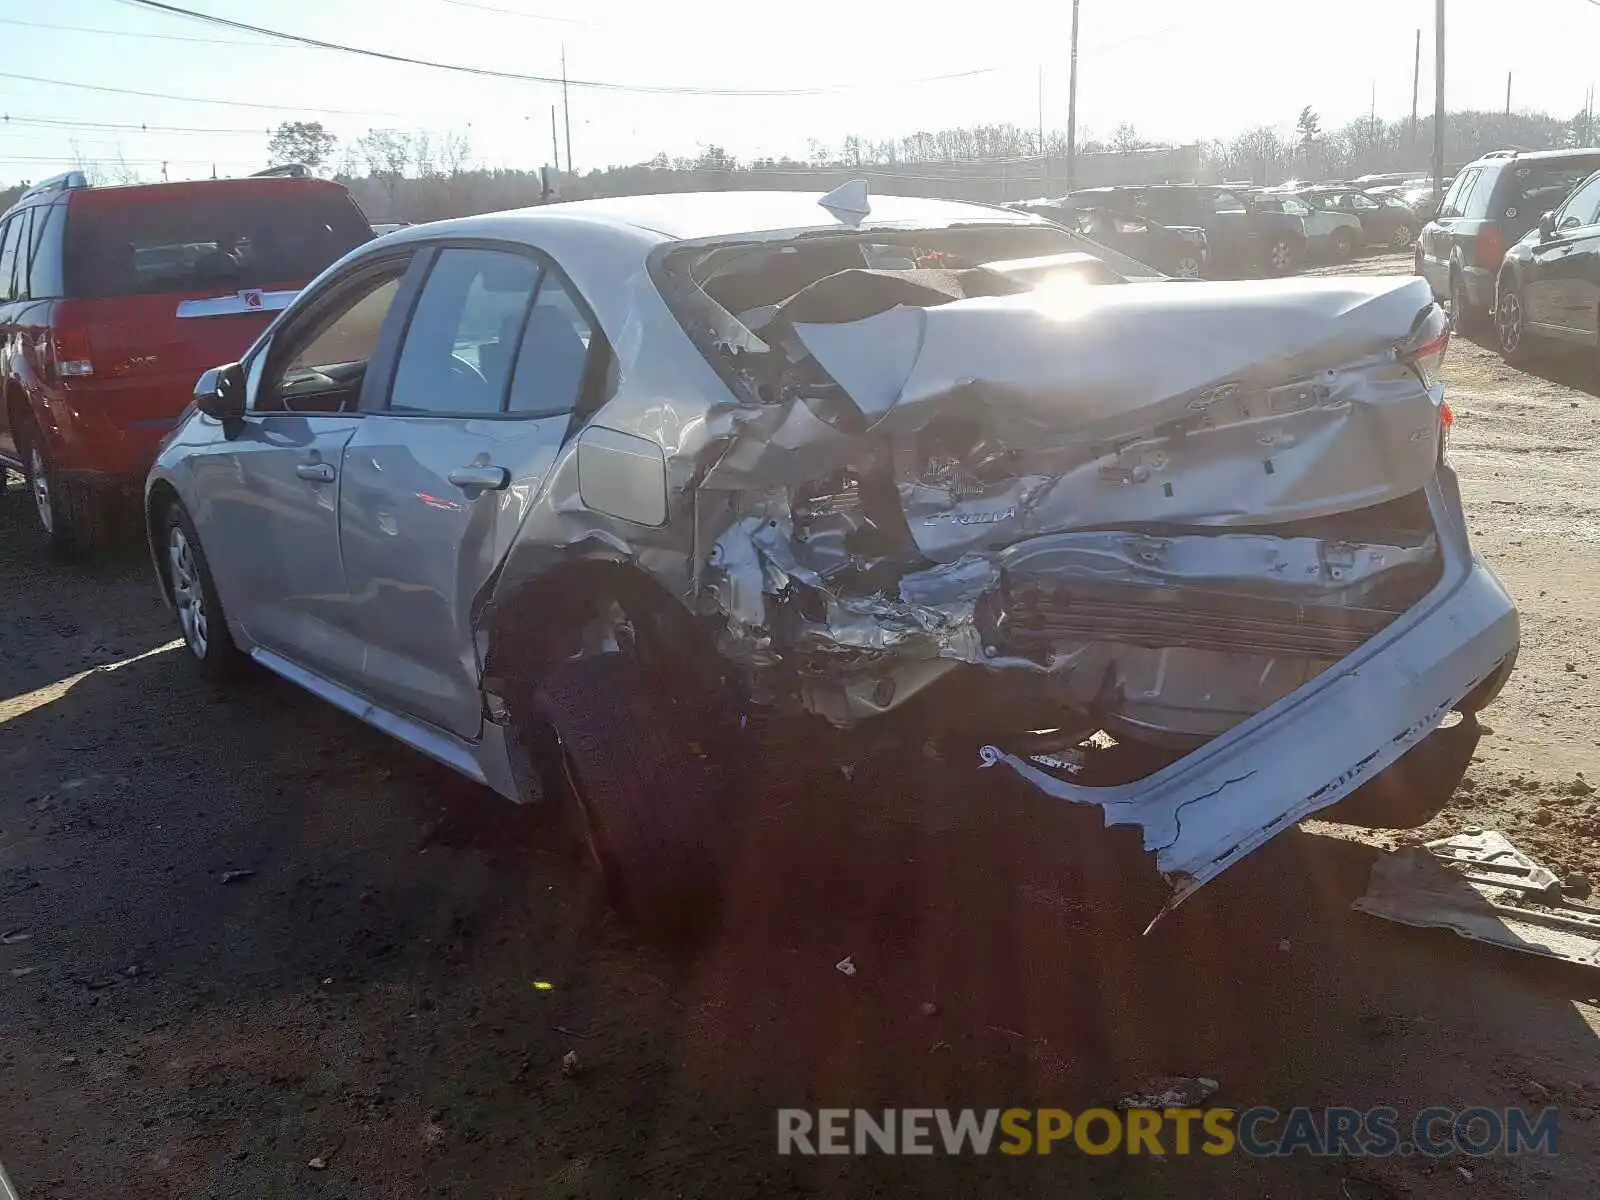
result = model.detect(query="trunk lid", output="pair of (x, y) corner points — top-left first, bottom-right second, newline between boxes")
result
(709, 275), (1445, 562)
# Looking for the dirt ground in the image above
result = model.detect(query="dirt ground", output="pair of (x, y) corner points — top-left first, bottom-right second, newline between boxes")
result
(3, 250), (1600, 1199)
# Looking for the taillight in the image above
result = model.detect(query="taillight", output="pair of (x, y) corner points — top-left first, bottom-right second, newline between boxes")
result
(1402, 326), (1451, 387)
(45, 321), (94, 382)
(1476, 227), (1505, 269)
(1438, 399), (1455, 462)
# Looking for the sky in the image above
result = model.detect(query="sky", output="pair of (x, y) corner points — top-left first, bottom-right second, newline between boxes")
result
(0, 0), (1597, 184)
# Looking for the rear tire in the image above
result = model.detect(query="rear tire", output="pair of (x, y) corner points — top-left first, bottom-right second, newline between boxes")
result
(1392, 223), (1416, 250)
(1321, 714), (1479, 829)
(532, 654), (726, 942)
(1331, 228), (1356, 262)
(18, 416), (111, 559)
(161, 501), (242, 682)
(1450, 268), (1484, 335)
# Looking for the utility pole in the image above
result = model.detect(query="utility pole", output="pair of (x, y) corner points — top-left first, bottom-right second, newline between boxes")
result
(550, 105), (560, 174)
(1065, 0), (1080, 191)
(1505, 71), (1512, 117)
(1433, 0), (1445, 201)
(1037, 63), (1047, 195)
(561, 44), (573, 176)
(1411, 28), (1421, 158)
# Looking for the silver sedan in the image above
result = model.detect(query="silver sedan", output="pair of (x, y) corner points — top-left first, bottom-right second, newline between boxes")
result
(145, 188), (1518, 935)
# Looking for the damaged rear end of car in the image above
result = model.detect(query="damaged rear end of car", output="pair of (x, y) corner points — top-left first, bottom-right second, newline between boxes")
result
(651, 221), (1517, 912)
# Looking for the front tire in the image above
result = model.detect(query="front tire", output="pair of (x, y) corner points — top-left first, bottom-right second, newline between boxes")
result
(18, 417), (110, 559)
(161, 502), (241, 681)
(1392, 223), (1416, 250)
(532, 654), (726, 942)
(1172, 252), (1202, 279)
(1496, 281), (1532, 364)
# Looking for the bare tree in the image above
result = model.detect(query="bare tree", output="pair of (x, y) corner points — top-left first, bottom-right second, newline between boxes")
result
(411, 131), (436, 179)
(438, 130), (473, 176)
(357, 129), (411, 180)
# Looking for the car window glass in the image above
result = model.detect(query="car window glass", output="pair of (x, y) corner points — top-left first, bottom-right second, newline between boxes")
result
(506, 271), (596, 418)
(1555, 174), (1600, 229)
(27, 204), (65, 298)
(261, 262), (408, 413)
(389, 247), (541, 416)
(6, 209), (33, 300)
(0, 216), (20, 303)
(1280, 198), (1311, 216)
(63, 189), (370, 299)
(1210, 191), (1246, 213)
(1113, 215), (1146, 234)
(1352, 194), (1379, 210)
(1439, 170), (1475, 218)
(1508, 161), (1600, 220)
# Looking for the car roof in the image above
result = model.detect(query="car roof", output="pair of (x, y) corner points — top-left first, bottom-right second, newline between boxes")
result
(1468, 148), (1600, 167)
(65, 176), (353, 208)
(471, 190), (1038, 243)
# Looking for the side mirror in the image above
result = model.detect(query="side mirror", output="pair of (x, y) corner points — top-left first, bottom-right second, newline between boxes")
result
(195, 362), (246, 424)
(1539, 210), (1557, 241)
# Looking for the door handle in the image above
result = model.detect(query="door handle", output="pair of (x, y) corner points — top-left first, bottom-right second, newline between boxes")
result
(295, 461), (336, 483)
(447, 465), (510, 491)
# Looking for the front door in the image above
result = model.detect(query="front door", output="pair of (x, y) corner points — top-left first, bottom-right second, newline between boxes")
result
(338, 244), (601, 738)
(200, 252), (417, 683)
(1525, 172), (1600, 337)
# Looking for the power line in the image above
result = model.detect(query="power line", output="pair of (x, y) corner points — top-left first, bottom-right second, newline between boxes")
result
(435, 0), (601, 26)
(0, 15), (281, 47)
(114, 0), (1001, 96)
(0, 68), (418, 117)
(0, 113), (270, 136)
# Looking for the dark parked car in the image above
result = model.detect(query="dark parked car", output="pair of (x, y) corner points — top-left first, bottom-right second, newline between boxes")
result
(1014, 201), (1208, 277)
(1417, 148), (1600, 331)
(1294, 187), (1419, 250)
(1492, 167), (1600, 362)
(1068, 185), (1306, 277)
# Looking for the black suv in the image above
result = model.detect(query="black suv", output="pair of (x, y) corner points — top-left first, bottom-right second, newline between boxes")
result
(1071, 185), (1307, 278)
(1417, 147), (1600, 331)
(1492, 167), (1600, 362)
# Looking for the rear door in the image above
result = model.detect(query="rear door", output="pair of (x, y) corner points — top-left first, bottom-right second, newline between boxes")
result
(337, 243), (605, 738)
(1425, 167), (1481, 282)
(59, 183), (371, 437)
(196, 251), (418, 683)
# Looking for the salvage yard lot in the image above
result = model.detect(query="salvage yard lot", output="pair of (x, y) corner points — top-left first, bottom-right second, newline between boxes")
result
(3, 251), (1600, 1199)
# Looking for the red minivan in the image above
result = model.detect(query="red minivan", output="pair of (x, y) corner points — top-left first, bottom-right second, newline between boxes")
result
(0, 167), (373, 555)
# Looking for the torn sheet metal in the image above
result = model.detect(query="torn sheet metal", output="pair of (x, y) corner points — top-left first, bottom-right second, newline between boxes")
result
(977, 520), (1519, 920)
(1354, 829), (1600, 969)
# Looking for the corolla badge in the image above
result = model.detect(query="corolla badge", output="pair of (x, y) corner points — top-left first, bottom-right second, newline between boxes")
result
(922, 507), (1017, 527)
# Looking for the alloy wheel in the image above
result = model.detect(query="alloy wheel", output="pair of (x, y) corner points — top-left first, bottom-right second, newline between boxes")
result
(1270, 240), (1292, 273)
(28, 443), (52, 534)
(1393, 224), (1414, 249)
(1174, 255), (1201, 278)
(168, 525), (210, 660)
(1497, 289), (1524, 356)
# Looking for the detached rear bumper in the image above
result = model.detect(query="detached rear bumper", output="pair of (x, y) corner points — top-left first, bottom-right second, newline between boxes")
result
(979, 471), (1519, 913)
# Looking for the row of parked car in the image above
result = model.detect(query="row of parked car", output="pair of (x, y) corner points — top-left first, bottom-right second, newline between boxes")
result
(1011, 180), (1422, 280)
(1411, 146), (1600, 364)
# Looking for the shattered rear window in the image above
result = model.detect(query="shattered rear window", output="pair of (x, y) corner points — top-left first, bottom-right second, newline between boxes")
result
(655, 221), (1137, 377)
